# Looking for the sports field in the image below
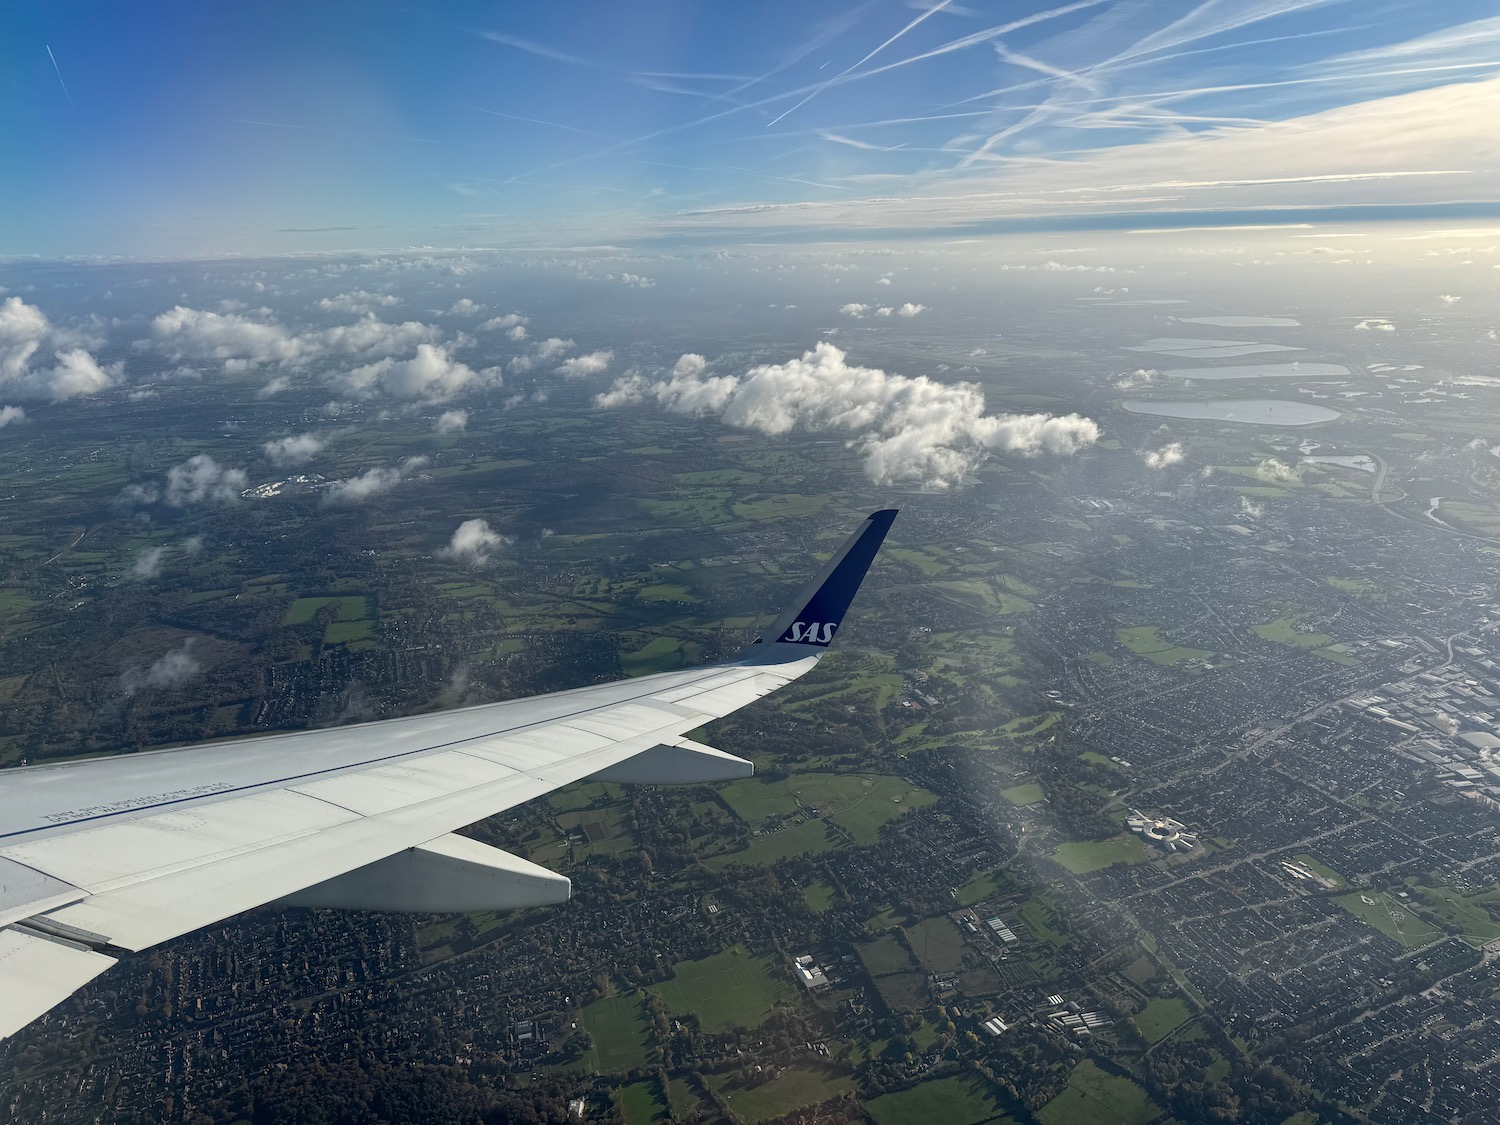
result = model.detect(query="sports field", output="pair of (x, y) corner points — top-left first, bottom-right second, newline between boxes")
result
(581, 992), (655, 1073)
(651, 945), (794, 1032)
(1037, 1061), (1160, 1125)
(868, 1075), (1011, 1125)
(1335, 890), (1443, 949)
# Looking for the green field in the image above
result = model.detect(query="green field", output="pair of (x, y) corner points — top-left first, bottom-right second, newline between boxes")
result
(711, 1064), (854, 1123)
(874, 971), (930, 1010)
(716, 771), (936, 846)
(323, 619), (373, 645)
(616, 1078), (668, 1124)
(907, 917), (968, 973)
(621, 636), (684, 676)
(1335, 891), (1444, 949)
(1001, 783), (1044, 806)
(858, 934), (917, 976)
(803, 881), (836, 913)
(284, 595), (368, 625)
(1054, 834), (1145, 874)
(1254, 616), (1334, 649)
(1292, 853), (1347, 887)
(581, 992), (656, 1073)
(1134, 997), (1192, 1043)
(955, 870), (1003, 906)
(868, 1074), (1010, 1125)
(1037, 1061), (1160, 1125)
(1116, 625), (1212, 665)
(1409, 883), (1500, 945)
(707, 818), (843, 869)
(651, 945), (794, 1032)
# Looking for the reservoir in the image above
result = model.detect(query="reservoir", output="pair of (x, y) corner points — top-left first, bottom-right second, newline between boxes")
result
(1122, 399), (1342, 425)
(1179, 316), (1301, 327)
(1163, 362), (1351, 381)
(1125, 337), (1303, 358)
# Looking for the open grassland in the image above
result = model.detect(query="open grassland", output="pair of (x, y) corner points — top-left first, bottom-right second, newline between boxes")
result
(709, 1064), (854, 1123)
(1037, 1061), (1160, 1125)
(803, 882), (836, 913)
(1254, 615), (1334, 649)
(717, 771), (936, 846)
(868, 1075), (1011, 1125)
(1054, 834), (1146, 874)
(1134, 997), (1192, 1043)
(858, 934), (917, 976)
(1001, 783), (1044, 805)
(651, 945), (794, 1032)
(581, 993), (656, 1073)
(1336, 891), (1444, 949)
(616, 1079), (668, 1124)
(907, 917), (968, 973)
(705, 818), (843, 869)
(1410, 883), (1500, 945)
(1116, 625), (1212, 665)
(284, 595), (368, 625)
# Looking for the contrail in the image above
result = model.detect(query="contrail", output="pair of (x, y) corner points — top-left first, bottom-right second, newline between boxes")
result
(767, 0), (955, 127)
(46, 45), (73, 105)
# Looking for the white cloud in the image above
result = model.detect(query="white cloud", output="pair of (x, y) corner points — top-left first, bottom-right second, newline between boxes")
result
(121, 641), (201, 695)
(555, 350), (613, 378)
(479, 312), (528, 331)
(506, 324), (527, 341)
(1437, 293), (1463, 304)
(897, 302), (927, 317)
(153, 306), (440, 373)
(1240, 495), (1265, 519)
(165, 455), (246, 507)
(1115, 368), (1157, 390)
(1255, 457), (1301, 484)
(435, 409), (469, 432)
(597, 341), (1097, 488)
(263, 433), (326, 467)
(607, 272), (655, 288)
(0, 405), (26, 428)
(534, 336), (574, 360)
(1140, 441), (1184, 469)
(317, 290), (398, 315)
(440, 518), (512, 565)
(875, 306), (894, 317)
(448, 298), (483, 316)
(333, 344), (501, 401)
(840, 303), (870, 318)
(129, 546), (167, 581)
(257, 375), (293, 398)
(323, 457), (428, 506)
(0, 297), (121, 402)
(1355, 319), (1395, 331)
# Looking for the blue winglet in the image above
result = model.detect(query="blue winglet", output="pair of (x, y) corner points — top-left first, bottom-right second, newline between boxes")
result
(747, 509), (898, 660)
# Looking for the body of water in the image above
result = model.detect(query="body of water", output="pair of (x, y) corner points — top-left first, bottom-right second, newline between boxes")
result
(1163, 362), (1350, 380)
(1179, 316), (1301, 327)
(1122, 399), (1342, 425)
(1126, 337), (1303, 359)
(1303, 455), (1376, 473)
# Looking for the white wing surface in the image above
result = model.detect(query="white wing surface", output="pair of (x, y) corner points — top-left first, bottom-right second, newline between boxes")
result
(0, 509), (898, 1041)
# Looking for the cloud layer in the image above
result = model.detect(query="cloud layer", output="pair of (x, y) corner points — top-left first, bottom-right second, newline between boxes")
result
(599, 342), (1098, 487)
(0, 297), (121, 402)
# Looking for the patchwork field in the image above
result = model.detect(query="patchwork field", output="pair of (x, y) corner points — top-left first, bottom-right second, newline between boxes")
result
(651, 945), (794, 1033)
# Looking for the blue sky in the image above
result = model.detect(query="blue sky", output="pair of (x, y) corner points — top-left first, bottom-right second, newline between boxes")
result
(5, 0), (1500, 256)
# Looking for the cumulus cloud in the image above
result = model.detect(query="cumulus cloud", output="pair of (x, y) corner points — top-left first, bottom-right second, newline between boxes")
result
(840, 303), (870, 318)
(1355, 319), (1395, 331)
(1141, 442), (1184, 469)
(0, 405), (26, 428)
(323, 457), (428, 506)
(506, 324), (527, 341)
(0, 297), (121, 402)
(121, 641), (201, 695)
(129, 546), (167, 581)
(555, 350), (613, 378)
(440, 518), (512, 565)
(607, 273), (655, 288)
(333, 344), (501, 401)
(597, 341), (1098, 488)
(263, 433), (326, 467)
(1437, 293), (1462, 304)
(257, 375), (292, 398)
(435, 409), (468, 432)
(1240, 495), (1265, 519)
(533, 337), (573, 360)
(165, 455), (246, 506)
(897, 303), (926, 317)
(317, 290), (398, 315)
(1255, 458), (1301, 484)
(1115, 368), (1157, 390)
(447, 298), (483, 316)
(479, 312), (528, 332)
(153, 306), (439, 373)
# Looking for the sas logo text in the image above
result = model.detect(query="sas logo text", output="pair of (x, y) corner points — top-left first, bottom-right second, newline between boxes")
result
(785, 621), (837, 644)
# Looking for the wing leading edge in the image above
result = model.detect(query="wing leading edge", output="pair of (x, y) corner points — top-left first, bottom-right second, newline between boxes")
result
(0, 508), (898, 1041)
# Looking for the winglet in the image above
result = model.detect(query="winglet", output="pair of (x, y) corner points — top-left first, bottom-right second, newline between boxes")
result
(745, 509), (897, 662)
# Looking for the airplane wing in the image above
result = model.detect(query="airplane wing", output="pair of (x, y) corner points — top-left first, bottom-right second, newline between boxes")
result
(0, 508), (898, 1040)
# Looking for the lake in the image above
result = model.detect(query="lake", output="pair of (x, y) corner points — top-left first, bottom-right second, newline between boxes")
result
(1163, 362), (1351, 380)
(1122, 399), (1342, 425)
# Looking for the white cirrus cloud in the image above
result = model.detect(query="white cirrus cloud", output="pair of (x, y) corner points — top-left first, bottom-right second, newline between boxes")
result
(555, 350), (613, 378)
(597, 341), (1098, 488)
(323, 456), (429, 506)
(165, 455), (246, 507)
(263, 433), (326, 467)
(440, 518), (512, 565)
(1140, 441), (1184, 469)
(0, 297), (122, 402)
(435, 409), (469, 432)
(333, 344), (501, 401)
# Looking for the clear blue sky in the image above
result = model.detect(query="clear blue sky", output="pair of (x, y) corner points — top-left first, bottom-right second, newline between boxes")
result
(5, 0), (1499, 256)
